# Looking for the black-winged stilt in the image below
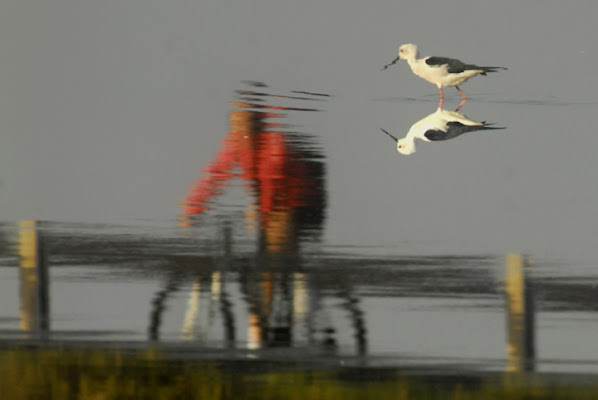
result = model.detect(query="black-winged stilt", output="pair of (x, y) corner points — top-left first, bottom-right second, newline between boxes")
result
(380, 107), (504, 155)
(382, 44), (507, 108)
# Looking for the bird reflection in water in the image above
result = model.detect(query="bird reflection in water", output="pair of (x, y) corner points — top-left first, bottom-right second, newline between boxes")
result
(381, 107), (505, 155)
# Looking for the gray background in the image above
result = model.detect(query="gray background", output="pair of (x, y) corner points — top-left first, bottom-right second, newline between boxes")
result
(1, 1), (598, 373)
(1, 0), (597, 259)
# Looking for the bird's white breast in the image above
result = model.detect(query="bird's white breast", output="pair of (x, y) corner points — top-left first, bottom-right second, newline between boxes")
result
(439, 70), (483, 87)
(410, 60), (446, 85)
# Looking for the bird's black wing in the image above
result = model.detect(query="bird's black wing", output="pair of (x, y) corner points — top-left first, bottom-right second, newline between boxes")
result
(423, 128), (450, 141)
(425, 57), (468, 74)
(426, 57), (502, 74)
(424, 122), (476, 141)
(424, 122), (504, 142)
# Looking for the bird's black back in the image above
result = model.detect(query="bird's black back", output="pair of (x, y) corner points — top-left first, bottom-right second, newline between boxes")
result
(424, 121), (504, 142)
(425, 57), (506, 75)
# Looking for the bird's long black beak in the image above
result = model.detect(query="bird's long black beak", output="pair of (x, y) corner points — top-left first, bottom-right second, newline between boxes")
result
(380, 128), (398, 142)
(381, 56), (400, 71)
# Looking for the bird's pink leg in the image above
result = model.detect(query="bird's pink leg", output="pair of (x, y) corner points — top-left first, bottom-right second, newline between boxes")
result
(454, 86), (467, 111)
(438, 87), (444, 109)
(456, 86), (467, 101)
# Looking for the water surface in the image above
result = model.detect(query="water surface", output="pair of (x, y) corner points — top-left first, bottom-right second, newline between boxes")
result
(1, 0), (598, 396)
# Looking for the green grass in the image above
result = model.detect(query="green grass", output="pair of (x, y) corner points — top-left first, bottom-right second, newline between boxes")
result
(1, 347), (596, 399)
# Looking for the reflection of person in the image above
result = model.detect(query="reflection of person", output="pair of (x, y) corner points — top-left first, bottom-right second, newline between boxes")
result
(182, 96), (326, 255)
(181, 84), (327, 349)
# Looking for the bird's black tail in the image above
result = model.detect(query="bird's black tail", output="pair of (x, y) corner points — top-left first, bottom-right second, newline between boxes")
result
(479, 66), (508, 75)
(480, 122), (506, 131)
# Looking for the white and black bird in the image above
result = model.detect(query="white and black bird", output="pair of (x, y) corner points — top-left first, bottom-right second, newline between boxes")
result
(380, 108), (504, 155)
(382, 44), (507, 108)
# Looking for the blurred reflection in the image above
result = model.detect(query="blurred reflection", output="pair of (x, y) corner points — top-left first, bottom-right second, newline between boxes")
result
(168, 82), (337, 350)
(504, 254), (535, 373)
(340, 289), (368, 357)
(148, 274), (182, 341)
(17, 220), (50, 337)
(182, 81), (327, 253)
(380, 107), (505, 155)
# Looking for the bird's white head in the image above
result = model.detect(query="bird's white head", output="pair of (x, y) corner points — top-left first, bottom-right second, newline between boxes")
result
(397, 137), (416, 155)
(398, 44), (418, 61)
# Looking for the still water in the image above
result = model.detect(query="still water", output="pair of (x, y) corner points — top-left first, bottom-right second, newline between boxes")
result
(1, 82), (598, 373)
(1, 0), (598, 397)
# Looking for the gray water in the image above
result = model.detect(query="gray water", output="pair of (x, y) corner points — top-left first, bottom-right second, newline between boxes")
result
(1, 0), (598, 378)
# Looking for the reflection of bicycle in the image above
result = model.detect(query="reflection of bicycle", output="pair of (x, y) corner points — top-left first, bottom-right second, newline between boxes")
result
(174, 82), (335, 350)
